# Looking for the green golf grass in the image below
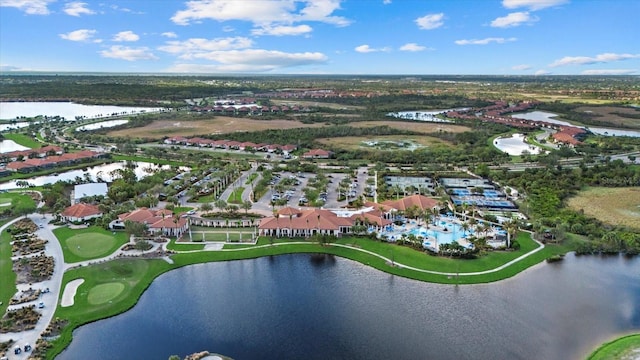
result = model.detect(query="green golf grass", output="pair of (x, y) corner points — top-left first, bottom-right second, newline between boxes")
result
(66, 233), (116, 258)
(87, 282), (126, 305)
(53, 226), (130, 263)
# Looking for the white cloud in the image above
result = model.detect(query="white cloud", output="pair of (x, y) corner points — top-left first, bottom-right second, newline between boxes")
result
(502, 0), (569, 11)
(222, 26), (235, 32)
(355, 44), (390, 53)
(399, 43), (427, 52)
(161, 32), (178, 38)
(415, 13), (444, 30)
(59, 29), (100, 42)
(0, 64), (23, 71)
(581, 69), (637, 75)
(455, 37), (517, 45)
(512, 64), (532, 70)
(100, 45), (158, 61)
(491, 12), (537, 28)
(550, 53), (640, 67)
(252, 24), (312, 36)
(171, 0), (350, 28)
(158, 37), (254, 59)
(64, 2), (95, 16)
(165, 49), (327, 73)
(1, 0), (54, 15)
(112, 31), (140, 42)
(383, 0), (392, 4)
(534, 69), (551, 75)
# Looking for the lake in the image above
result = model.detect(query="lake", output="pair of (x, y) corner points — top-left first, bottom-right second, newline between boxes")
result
(387, 108), (467, 122)
(493, 134), (544, 155)
(75, 119), (129, 131)
(0, 122), (30, 132)
(0, 161), (180, 190)
(512, 111), (640, 137)
(0, 139), (30, 153)
(0, 102), (164, 121)
(58, 253), (640, 360)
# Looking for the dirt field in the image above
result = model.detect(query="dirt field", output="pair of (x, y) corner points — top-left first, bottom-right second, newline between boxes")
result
(108, 116), (323, 138)
(317, 135), (452, 150)
(567, 187), (640, 229)
(573, 106), (640, 129)
(351, 120), (471, 134)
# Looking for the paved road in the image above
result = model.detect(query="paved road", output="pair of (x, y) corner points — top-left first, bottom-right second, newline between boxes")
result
(0, 214), (64, 360)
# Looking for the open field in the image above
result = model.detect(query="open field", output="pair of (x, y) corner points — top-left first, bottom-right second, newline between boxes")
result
(108, 116), (323, 138)
(317, 134), (452, 150)
(574, 106), (640, 129)
(53, 226), (130, 263)
(587, 333), (640, 360)
(351, 120), (471, 134)
(567, 187), (640, 229)
(0, 192), (37, 211)
(514, 93), (622, 104)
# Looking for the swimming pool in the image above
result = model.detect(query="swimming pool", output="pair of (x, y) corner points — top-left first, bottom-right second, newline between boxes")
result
(407, 222), (473, 245)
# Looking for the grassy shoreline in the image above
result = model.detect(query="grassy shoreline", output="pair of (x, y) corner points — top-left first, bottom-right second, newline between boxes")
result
(587, 333), (640, 360)
(41, 232), (570, 358)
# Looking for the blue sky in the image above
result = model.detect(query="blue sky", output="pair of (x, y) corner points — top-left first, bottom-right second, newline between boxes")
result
(1, 0), (639, 75)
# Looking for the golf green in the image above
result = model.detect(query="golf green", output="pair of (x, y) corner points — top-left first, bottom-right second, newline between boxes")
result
(67, 233), (116, 258)
(87, 282), (125, 305)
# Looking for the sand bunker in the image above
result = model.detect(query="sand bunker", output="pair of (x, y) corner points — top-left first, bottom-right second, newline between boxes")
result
(61, 278), (85, 307)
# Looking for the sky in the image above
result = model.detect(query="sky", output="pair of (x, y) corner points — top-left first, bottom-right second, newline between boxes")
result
(0, 0), (639, 75)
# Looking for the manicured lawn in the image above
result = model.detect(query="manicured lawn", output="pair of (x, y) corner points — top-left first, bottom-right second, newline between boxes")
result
(87, 282), (126, 305)
(172, 206), (194, 216)
(49, 258), (174, 358)
(53, 226), (129, 263)
(245, 173), (258, 185)
(167, 238), (205, 251)
(196, 194), (217, 203)
(0, 192), (37, 213)
(587, 333), (640, 360)
(227, 187), (244, 203)
(3, 133), (41, 148)
(0, 219), (16, 316)
(188, 231), (253, 242)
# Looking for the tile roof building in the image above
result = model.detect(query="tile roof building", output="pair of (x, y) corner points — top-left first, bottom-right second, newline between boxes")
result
(109, 208), (189, 237)
(61, 203), (103, 223)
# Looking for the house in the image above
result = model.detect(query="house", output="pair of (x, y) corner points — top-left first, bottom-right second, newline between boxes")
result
(61, 203), (103, 223)
(110, 208), (189, 237)
(302, 149), (333, 159)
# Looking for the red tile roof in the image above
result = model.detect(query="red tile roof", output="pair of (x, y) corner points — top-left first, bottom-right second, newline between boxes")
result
(61, 203), (102, 218)
(382, 195), (439, 211)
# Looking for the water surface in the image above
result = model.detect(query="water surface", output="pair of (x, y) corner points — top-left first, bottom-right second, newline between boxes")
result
(58, 253), (640, 360)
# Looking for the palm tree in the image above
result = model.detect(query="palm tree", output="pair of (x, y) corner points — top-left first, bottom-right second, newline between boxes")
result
(503, 220), (518, 248)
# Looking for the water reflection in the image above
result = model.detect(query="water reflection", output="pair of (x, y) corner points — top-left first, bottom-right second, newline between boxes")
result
(0, 161), (185, 190)
(58, 253), (640, 360)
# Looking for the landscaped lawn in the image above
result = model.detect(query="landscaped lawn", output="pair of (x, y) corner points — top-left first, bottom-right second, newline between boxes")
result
(3, 133), (41, 148)
(0, 219), (16, 316)
(50, 258), (174, 357)
(0, 192), (37, 214)
(227, 187), (244, 203)
(53, 226), (129, 263)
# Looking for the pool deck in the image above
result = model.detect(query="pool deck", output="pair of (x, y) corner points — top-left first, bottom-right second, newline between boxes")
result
(375, 216), (505, 251)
